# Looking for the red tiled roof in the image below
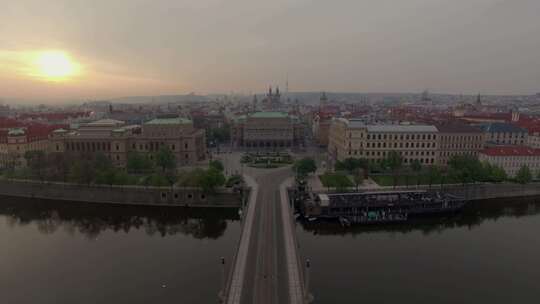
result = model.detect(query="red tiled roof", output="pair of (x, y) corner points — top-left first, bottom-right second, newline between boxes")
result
(480, 146), (540, 157)
(462, 112), (511, 121)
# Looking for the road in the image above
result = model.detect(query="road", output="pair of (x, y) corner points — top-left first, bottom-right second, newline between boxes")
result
(219, 152), (304, 304)
(241, 167), (292, 304)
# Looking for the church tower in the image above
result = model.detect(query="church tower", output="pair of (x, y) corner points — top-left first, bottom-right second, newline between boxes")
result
(252, 95), (258, 112)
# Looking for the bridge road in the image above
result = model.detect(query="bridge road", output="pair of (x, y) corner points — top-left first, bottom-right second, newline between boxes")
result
(219, 152), (307, 304)
(241, 167), (293, 304)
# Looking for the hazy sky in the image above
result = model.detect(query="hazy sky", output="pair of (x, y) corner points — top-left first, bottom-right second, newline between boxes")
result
(1, 0), (539, 102)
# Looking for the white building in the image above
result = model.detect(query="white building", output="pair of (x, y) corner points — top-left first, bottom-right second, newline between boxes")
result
(479, 146), (540, 177)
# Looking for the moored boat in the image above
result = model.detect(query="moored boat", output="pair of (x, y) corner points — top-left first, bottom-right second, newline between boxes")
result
(302, 190), (466, 225)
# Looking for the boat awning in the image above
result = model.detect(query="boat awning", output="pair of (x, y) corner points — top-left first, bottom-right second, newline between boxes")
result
(318, 194), (330, 207)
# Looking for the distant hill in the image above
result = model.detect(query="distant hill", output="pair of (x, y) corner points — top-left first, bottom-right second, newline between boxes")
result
(110, 94), (211, 104)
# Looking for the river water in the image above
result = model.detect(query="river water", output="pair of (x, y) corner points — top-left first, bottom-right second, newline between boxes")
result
(297, 198), (540, 304)
(0, 197), (240, 304)
(2, 197), (540, 304)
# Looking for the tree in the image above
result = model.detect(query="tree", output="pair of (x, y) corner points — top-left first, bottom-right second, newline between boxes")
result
(353, 168), (364, 191)
(199, 168), (226, 193)
(67, 155), (95, 184)
(155, 147), (176, 172)
(293, 158), (317, 178)
(93, 153), (113, 172)
(127, 152), (154, 174)
(426, 165), (441, 189)
(515, 165), (532, 184)
(24, 150), (46, 180)
(147, 173), (170, 187)
(384, 151), (403, 188)
(94, 168), (116, 185)
(491, 165), (507, 183)
(335, 158), (369, 174)
(209, 160), (224, 172)
(448, 155), (483, 185)
(67, 162), (83, 184)
(208, 124), (231, 145)
(410, 159), (422, 187)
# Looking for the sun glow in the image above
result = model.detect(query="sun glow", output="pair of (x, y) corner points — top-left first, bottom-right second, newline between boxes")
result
(33, 51), (80, 80)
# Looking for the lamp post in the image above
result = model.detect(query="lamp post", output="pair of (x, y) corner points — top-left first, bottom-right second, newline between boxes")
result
(219, 257), (226, 302)
(304, 258), (314, 303)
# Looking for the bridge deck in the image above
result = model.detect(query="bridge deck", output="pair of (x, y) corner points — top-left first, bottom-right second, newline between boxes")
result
(223, 169), (305, 304)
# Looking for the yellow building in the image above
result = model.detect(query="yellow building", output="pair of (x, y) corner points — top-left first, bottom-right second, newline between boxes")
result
(0, 128), (50, 169)
(231, 111), (304, 149)
(328, 118), (438, 166)
(51, 116), (207, 168)
(435, 123), (485, 166)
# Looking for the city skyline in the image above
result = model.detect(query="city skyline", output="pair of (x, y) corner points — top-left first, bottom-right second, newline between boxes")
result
(1, 0), (540, 103)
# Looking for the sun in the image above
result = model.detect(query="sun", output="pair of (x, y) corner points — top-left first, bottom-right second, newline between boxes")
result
(33, 51), (79, 80)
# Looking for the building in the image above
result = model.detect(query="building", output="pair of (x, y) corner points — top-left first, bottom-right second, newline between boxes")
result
(262, 86), (282, 110)
(51, 116), (206, 167)
(528, 130), (540, 148)
(435, 123), (484, 166)
(312, 92), (338, 147)
(480, 122), (528, 146)
(0, 127), (51, 169)
(479, 146), (540, 177)
(312, 115), (332, 147)
(231, 111), (304, 149)
(328, 118), (439, 166)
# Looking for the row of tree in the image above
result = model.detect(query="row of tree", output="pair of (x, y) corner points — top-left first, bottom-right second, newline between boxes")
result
(335, 152), (538, 188)
(4, 148), (229, 192)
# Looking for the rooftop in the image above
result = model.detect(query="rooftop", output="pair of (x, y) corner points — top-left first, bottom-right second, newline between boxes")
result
(144, 117), (192, 125)
(481, 146), (540, 157)
(86, 119), (125, 126)
(480, 122), (527, 133)
(366, 125), (438, 133)
(435, 123), (482, 133)
(249, 111), (289, 119)
(8, 128), (26, 136)
(347, 119), (366, 129)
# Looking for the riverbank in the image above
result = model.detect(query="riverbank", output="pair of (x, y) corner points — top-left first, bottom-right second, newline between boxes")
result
(0, 178), (243, 207)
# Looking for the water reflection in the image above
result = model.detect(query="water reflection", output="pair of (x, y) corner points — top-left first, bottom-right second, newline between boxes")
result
(0, 196), (239, 240)
(299, 197), (540, 236)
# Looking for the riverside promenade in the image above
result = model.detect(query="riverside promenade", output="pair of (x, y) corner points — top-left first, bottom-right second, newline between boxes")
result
(0, 178), (241, 207)
(222, 166), (308, 304)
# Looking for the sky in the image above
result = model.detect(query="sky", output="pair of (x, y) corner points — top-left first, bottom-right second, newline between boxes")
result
(1, 0), (539, 102)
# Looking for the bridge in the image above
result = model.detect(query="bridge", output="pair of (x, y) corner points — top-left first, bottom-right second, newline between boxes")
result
(220, 167), (311, 304)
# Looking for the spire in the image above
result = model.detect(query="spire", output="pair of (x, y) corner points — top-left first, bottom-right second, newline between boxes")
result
(253, 94), (258, 111)
(320, 91), (328, 102)
(276, 86), (280, 96)
(476, 93), (482, 106)
(269, 86), (273, 96)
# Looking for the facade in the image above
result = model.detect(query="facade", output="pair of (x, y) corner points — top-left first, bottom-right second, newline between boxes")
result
(51, 116), (206, 167)
(328, 118), (439, 166)
(312, 92), (334, 147)
(528, 132), (540, 148)
(231, 111), (304, 149)
(480, 122), (528, 146)
(479, 146), (540, 177)
(312, 117), (331, 147)
(0, 128), (50, 168)
(435, 123), (485, 166)
(262, 87), (282, 110)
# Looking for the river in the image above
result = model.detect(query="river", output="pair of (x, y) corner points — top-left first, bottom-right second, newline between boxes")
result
(297, 197), (540, 304)
(2, 196), (540, 303)
(0, 197), (240, 304)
